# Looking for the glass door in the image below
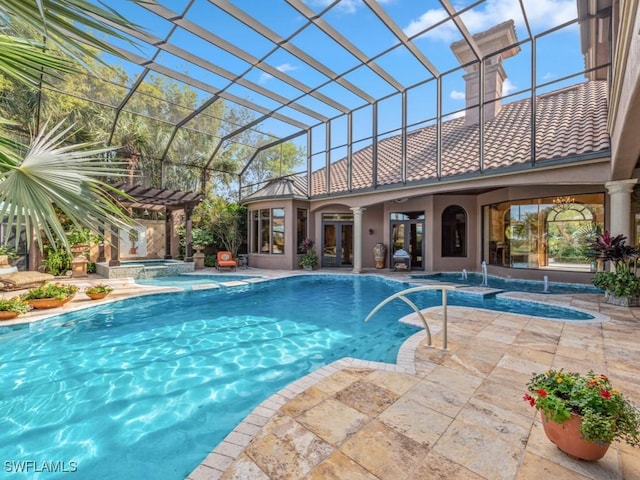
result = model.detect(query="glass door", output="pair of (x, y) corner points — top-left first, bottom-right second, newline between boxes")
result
(322, 215), (353, 267)
(390, 212), (424, 270)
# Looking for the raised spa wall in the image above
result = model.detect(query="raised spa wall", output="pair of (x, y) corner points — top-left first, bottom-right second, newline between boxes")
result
(96, 260), (195, 279)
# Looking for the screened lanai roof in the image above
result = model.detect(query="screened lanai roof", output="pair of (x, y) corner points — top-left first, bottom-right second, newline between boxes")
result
(41, 0), (612, 197)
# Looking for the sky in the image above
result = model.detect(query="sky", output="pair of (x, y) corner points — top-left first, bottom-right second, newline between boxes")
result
(90, 0), (585, 170)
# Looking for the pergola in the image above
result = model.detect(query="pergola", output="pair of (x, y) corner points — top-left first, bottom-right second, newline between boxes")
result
(97, 185), (205, 265)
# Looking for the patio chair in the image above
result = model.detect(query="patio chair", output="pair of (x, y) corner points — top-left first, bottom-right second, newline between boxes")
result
(216, 251), (237, 272)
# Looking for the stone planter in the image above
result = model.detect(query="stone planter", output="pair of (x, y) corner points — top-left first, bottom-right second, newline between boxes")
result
(0, 311), (19, 320)
(603, 292), (640, 307)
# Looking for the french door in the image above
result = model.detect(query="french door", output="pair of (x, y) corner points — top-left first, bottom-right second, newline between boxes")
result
(390, 212), (424, 270)
(322, 215), (353, 267)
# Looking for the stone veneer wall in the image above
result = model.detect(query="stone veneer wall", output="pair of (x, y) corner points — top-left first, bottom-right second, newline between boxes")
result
(95, 261), (195, 279)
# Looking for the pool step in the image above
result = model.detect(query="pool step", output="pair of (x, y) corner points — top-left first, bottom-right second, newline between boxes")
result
(456, 286), (504, 297)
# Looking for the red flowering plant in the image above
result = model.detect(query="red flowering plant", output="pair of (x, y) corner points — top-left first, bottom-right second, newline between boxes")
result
(525, 370), (640, 446)
(299, 238), (318, 269)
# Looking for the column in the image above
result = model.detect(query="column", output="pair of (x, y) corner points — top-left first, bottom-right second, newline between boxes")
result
(350, 206), (366, 274)
(97, 226), (106, 263)
(605, 179), (637, 240)
(108, 226), (120, 266)
(184, 205), (193, 262)
(164, 209), (173, 259)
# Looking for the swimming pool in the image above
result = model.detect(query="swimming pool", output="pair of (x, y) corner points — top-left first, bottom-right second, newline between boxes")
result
(411, 272), (603, 295)
(0, 275), (596, 479)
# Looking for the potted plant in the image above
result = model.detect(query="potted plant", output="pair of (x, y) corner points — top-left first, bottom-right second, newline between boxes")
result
(66, 226), (98, 253)
(128, 227), (139, 254)
(524, 369), (640, 460)
(587, 231), (640, 306)
(0, 297), (31, 320)
(299, 238), (318, 270)
(85, 283), (114, 300)
(21, 283), (79, 309)
(0, 246), (20, 265)
(191, 228), (214, 253)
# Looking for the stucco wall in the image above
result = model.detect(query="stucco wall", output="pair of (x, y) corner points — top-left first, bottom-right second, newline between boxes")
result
(247, 199), (300, 270)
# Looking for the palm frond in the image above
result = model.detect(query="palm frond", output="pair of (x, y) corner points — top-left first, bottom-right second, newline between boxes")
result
(0, 35), (78, 86)
(0, 0), (146, 83)
(0, 120), (132, 250)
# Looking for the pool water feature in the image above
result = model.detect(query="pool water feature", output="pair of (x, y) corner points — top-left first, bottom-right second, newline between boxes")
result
(0, 275), (596, 479)
(412, 272), (603, 295)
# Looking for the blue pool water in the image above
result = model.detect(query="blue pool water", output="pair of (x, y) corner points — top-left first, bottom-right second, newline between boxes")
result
(411, 272), (603, 295)
(0, 275), (595, 479)
(136, 274), (258, 289)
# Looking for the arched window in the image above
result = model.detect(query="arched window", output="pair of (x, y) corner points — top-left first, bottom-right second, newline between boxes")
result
(442, 205), (467, 257)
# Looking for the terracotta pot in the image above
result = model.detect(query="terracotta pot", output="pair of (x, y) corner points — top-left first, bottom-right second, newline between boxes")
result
(0, 311), (19, 320)
(541, 413), (610, 460)
(27, 298), (67, 309)
(86, 292), (108, 300)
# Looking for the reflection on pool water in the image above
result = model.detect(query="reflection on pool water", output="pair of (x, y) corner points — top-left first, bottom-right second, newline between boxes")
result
(411, 272), (603, 295)
(0, 275), (597, 479)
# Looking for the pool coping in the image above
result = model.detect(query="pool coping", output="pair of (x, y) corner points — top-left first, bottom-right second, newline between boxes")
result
(185, 339), (425, 480)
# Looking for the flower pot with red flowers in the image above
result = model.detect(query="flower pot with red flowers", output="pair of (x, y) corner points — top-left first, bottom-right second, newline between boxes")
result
(524, 370), (640, 460)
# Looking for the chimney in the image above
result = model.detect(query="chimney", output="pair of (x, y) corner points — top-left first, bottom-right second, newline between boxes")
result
(450, 20), (520, 126)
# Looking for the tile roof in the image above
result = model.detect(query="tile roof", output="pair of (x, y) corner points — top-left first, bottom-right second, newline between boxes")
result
(245, 80), (609, 201)
(243, 175), (307, 201)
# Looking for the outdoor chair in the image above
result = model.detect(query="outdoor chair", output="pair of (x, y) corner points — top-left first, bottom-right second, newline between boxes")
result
(0, 254), (54, 291)
(216, 251), (237, 272)
(0, 264), (54, 291)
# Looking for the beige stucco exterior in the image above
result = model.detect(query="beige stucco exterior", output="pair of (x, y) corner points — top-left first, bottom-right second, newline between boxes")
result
(242, 1), (640, 284)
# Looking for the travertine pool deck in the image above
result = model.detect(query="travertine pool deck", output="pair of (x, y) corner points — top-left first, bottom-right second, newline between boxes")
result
(185, 283), (640, 480)
(2, 269), (639, 479)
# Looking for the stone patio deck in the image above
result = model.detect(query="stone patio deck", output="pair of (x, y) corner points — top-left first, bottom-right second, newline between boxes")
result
(187, 291), (640, 480)
(2, 271), (639, 479)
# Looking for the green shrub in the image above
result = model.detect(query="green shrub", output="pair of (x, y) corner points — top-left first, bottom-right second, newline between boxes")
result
(204, 254), (216, 268)
(42, 248), (72, 275)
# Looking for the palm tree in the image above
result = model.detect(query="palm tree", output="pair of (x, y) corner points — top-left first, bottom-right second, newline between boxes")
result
(0, 0), (143, 250)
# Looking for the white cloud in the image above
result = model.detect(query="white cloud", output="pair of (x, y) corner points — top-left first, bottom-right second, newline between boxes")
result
(306, 0), (392, 15)
(450, 89), (465, 100)
(276, 63), (297, 73)
(542, 72), (556, 81)
(404, 8), (451, 40)
(403, 0), (575, 42)
(503, 78), (516, 95)
(259, 72), (273, 84)
(259, 63), (298, 84)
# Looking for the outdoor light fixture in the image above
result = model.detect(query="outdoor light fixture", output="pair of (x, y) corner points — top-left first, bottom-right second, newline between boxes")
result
(552, 196), (576, 209)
